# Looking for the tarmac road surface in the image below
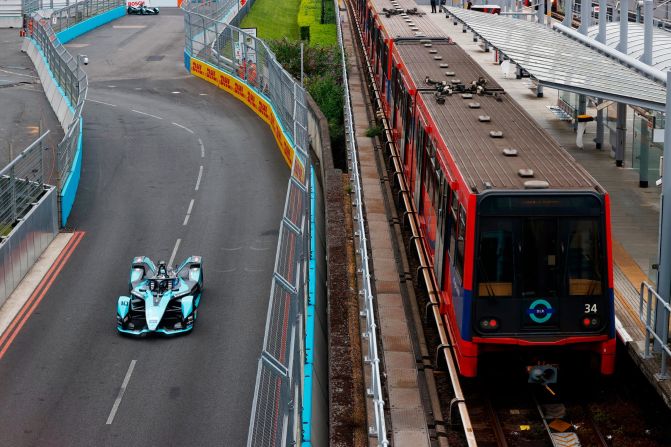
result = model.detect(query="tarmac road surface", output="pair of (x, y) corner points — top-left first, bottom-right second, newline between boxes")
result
(0, 8), (287, 446)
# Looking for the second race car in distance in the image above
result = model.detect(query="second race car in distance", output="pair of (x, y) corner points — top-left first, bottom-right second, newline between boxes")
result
(127, 4), (160, 14)
(117, 256), (203, 336)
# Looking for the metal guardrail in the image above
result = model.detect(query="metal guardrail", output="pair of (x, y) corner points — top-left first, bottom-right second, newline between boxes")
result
(182, 4), (313, 446)
(0, 131), (50, 236)
(26, 11), (87, 189)
(334, 1), (389, 445)
(47, 0), (122, 33)
(184, 6), (309, 152)
(183, 0), (239, 22)
(639, 282), (671, 379)
(247, 154), (310, 447)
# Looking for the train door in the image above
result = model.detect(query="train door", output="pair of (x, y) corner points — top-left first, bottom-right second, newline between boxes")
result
(413, 121), (426, 212)
(434, 171), (448, 287)
(391, 66), (405, 149)
(401, 90), (413, 165)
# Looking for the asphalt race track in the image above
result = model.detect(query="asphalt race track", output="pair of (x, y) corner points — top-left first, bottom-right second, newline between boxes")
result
(0, 9), (287, 446)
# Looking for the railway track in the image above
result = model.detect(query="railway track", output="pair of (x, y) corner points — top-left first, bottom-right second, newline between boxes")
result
(344, 1), (671, 446)
(464, 377), (612, 447)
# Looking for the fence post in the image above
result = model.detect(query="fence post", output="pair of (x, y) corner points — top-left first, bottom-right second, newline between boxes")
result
(10, 166), (16, 224)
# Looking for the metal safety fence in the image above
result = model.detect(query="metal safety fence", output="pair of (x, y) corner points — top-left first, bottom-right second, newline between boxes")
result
(183, 7), (310, 151)
(639, 282), (671, 379)
(182, 4), (312, 446)
(335, 0), (389, 444)
(247, 155), (310, 447)
(0, 131), (51, 237)
(48, 0), (122, 33)
(25, 5), (92, 188)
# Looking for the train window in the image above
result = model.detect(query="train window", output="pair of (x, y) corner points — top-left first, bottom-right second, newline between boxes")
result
(565, 219), (603, 296)
(520, 218), (558, 298)
(381, 44), (389, 83)
(450, 189), (459, 219)
(476, 218), (513, 297)
(414, 122), (426, 212)
(455, 206), (466, 281)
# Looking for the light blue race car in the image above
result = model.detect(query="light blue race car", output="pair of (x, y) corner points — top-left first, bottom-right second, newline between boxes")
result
(117, 256), (203, 335)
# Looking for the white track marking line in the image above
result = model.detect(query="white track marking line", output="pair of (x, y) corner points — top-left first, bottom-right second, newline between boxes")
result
(183, 199), (195, 226)
(169, 239), (181, 266)
(198, 138), (205, 158)
(106, 360), (137, 425)
(195, 166), (203, 191)
(172, 122), (194, 134)
(0, 68), (38, 79)
(88, 99), (117, 107)
(131, 109), (163, 120)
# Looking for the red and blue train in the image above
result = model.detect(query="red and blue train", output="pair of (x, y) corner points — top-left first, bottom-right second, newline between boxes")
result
(353, 0), (616, 376)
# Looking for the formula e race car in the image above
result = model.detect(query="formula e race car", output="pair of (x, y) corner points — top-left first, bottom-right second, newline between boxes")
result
(117, 256), (203, 335)
(127, 4), (160, 14)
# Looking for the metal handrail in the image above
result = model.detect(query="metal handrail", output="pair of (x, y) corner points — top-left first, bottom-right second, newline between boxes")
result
(639, 282), (671, 379)
(334, 1), (389, 445)
(0, 131), (50, 178)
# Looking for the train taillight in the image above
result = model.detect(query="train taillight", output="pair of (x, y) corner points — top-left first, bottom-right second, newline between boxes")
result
(582, 316), (600, 328)
(479, 318), (499, 331)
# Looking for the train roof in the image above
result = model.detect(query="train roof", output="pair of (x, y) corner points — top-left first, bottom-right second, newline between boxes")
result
(406, 42), (599, 192)
(395, 40), (484, 90)
(368, 0), (447, 40)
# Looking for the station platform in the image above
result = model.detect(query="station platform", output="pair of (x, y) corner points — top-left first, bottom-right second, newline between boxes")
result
(416, 5), (671, 408)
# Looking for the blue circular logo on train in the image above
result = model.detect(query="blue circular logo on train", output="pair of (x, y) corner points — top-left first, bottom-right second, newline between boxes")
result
(527, 299), (554, 324)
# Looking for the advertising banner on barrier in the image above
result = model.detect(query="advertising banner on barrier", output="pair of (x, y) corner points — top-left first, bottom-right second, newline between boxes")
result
(191, 58), (295, 167)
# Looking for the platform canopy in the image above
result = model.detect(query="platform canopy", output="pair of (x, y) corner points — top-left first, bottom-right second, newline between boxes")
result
(587, 22), (671, 73)
(445, 7), (667, 111)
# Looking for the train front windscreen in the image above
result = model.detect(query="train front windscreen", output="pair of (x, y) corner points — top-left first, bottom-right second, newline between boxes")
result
(473, 193), (609, 338)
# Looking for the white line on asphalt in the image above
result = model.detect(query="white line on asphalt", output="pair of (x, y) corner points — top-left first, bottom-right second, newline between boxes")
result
(195, 166), (203, 191)
(106, 360), (137, 425)
(132, 109), (163, 120)
(112, 25), (147, 28)
(169, 239), (181, 266)
(172, 122), (194, 134)
(88, 99), (117, 107)
(198, 138), (205, 158)
(0, 68), (38, 79)
(183, 199), (195, 226)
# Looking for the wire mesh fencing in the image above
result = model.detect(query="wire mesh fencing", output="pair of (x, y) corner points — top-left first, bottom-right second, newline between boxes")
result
(25, 2), (96, 188)
(47, 0), (123, 33)
(183, 4), (312, 445)
(247, 151), (310, 447)
(183, 6), (309, 154)
(0, 132), (50, 238)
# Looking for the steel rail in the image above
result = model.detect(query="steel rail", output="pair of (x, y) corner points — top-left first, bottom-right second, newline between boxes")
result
(335, 0), (389, 444)
(344, 0), (476, 444)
